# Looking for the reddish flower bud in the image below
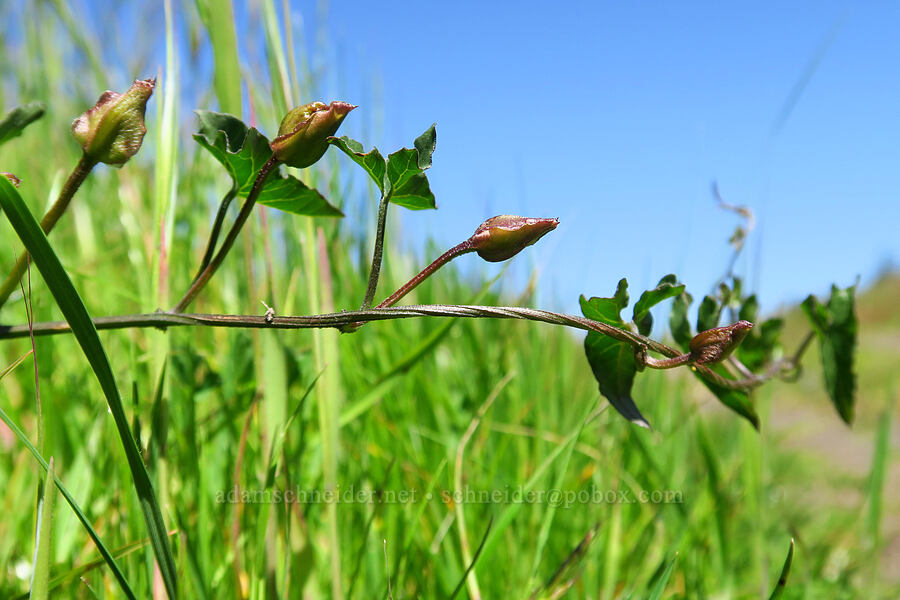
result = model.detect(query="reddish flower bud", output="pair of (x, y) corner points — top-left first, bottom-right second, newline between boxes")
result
(71, 78), (155, 166)
(469, 215), (559, 262)
(1, 172), (21, 187)
(689, 320), (754, 365)
(270, 101), (356, 168)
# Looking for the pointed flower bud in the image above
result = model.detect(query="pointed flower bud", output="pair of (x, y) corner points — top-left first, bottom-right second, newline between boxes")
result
(1, 172), (21, 188)
(689, 320), (754, 365)
(71, 78), (155, 166)
(270, 101), (356, 168)
(469, 215), (559, 262)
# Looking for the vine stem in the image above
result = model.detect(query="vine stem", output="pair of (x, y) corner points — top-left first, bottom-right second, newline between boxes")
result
(375, 241), (474, 309)
(360, 192), (392, 309)
(0, 154), (97, 308)
(173, 156), (279, 312)
(191, 186), (237, 284)
(0, 303), (810, 392)
(340, 239), (475, 333)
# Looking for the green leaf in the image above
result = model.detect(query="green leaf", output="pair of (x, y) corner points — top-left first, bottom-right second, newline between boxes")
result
(696, 365), (760, 429)
(0, 102), (45, 146)
(738, 294), (758, 322)
(733, 294), (784, 371)
(255, 177), (344, 216)
(669, 291), (693, 350)
(768, 539), (794, 600)
(586, 278), (629, 322)
(0, 177), (177, 599)
(801, 284), (857, 424)
(386, 123), (437, 210)
(330, 124), (438, 210)
(632, 274), (685, 336)
(738, 317), (784, 372)
(194, 110), (342, 217)
(719, 276), (743, 310)
(580, 280), (650, 429)
(412, 122), (437, 169)
(30, 457), (56, 600)
(697, 294), (722, 332)
(327, 135), (387, 192)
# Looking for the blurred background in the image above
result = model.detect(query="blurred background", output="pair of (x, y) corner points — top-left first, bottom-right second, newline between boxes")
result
(1, 0), (898, 597)
(5, 1), (898, 316)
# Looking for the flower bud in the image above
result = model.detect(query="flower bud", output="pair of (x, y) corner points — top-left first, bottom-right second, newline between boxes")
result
(469, 215), (559, 262)
(270, 101), (356, 168)
(1, 172), (21, 188)
(689, 320), (754, 365)
(71, 78), (155, 166)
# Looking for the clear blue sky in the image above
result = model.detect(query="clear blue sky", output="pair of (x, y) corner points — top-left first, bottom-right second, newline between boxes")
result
(317, 1), (900, 318)
(6, 1), (900, 320)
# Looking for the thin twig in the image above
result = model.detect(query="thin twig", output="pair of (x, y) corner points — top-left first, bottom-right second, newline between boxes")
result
(342, 240), (475, 333)
(361, 193), (392, 309)
(0, 154), (97, 307)
(173, 156), (279, 312)
(192, 186), (238, 284)
(0, 303), (801, 392)
(376, 241), (474, 309)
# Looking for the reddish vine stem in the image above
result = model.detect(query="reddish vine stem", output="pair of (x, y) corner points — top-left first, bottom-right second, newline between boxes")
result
(375, 241), (475, 309)
(0, 154), (98, 308)
(173, 156), (279, 313)
(0, 304), (811, 392)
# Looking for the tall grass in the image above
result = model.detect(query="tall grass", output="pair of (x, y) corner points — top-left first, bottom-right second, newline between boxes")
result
(1, 1), (897, 598)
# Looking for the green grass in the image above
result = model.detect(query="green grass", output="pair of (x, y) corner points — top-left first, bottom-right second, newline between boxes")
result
(1, 1), (898, 598)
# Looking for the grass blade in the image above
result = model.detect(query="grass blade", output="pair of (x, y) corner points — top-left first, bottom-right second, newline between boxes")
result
(529, 525), (600, 600)
(647, 553), (678, 600)
(0, 176), (178, 598)
(0, 350), (32, 380)
(448, 517), (493, 600)
(29, 457), (56, 600)
(866, 397), (893, 549)
(0, 403), (137, 599)
(479, 398), (597, 565)
(15, 537), (152, 600)
(768, 539), (794, 600)
(195, 0), (242, 116)
(527, 404), (584, 587)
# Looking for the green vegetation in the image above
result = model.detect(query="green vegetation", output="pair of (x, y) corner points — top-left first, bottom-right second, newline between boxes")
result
(1, 2), (897, 598)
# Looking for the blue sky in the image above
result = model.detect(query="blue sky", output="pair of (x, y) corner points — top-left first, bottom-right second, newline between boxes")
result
(317, 1), (900, 316)
(5, 1), (899, 321)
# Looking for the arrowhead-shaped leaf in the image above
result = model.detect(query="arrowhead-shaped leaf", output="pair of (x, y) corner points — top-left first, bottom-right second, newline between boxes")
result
(668, 290), (759, 428)
(327, 135), (387, 192)
(580, 280), (651, 429)
(329, 124), (437, 210)
(632, 274), (685, 336)
(385, 123), (437, 210)
(0, 102), (45, 147)
(737, 295), (783, 371)
(696, 365), (760, 430)
(669, 291), (694, 350)
(697, 295), (722, 333)
(801, 284), (857, 424)
(194, 110), (342, 217)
